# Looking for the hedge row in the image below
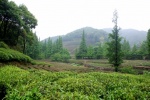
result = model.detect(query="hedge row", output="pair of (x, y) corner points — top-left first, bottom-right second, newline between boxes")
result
(0, 48), (32, 63)
(0, 66), (149, 99)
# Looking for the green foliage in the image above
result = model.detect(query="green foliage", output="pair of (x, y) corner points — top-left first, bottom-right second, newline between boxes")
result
(120, 66), (138, 74)
(139, 41), (148, 56)
(51, 49), (70, 62)
(0, 48), (32, 62)
(124, 43), (144, 60)
(0, 0), (37, 53)
(147, 29), (150, 58)
(76, 42), (105, 59)
(76, 30), (87, 59)
(87, 46), (94, 59)
(122, 39), (130, 58)
(94, 43), (104, 59)
(46, 37), (53, 58)
(107, 10), (123, 71)
(0, 66), (150, 99)
(51, 53), (62, 61)
(0, 41), (9, 49)
(39, 36), (70, 61)
(25, 33), (40, 59)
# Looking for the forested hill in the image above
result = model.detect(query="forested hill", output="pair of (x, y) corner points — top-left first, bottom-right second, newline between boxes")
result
(50, 27), (108, 54)
(48, 27), (147, 54)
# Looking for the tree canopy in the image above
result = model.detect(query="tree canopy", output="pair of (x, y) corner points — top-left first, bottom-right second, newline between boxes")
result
(76, 30), (87, 59)
(0, 0), (37, 49)
(147, 29), (150, 58)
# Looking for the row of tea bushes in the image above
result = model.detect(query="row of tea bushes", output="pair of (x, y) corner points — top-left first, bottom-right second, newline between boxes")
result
(0, 66), (149, 99)
(0, 48), (32, 63)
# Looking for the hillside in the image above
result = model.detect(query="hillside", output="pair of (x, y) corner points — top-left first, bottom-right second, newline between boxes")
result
(103, 28), (147, 46)
(62, 27), (108, 54)
(49, 27), (147, 54)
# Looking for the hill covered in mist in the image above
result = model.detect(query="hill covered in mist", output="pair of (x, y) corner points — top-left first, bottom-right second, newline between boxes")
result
(47, 27), (147, 54)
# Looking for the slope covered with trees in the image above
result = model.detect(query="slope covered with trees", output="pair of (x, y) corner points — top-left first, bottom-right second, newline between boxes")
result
(48, 27), (147, 55)
(0, 0), (37, 53)
(39, 37), (70, 62)
(50, 27), (108, 54)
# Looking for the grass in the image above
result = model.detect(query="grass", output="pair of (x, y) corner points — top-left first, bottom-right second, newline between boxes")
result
(69, 59), (150, 68)
(50, 62), (90, 72)
(121, 60), (150, 67)
(0, 65), (150, 99)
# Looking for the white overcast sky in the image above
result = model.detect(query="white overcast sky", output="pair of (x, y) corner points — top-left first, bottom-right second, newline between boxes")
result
(10, 0), (150, 40)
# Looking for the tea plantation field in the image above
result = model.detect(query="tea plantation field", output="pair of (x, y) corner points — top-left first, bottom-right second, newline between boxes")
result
(0, 66), (150, 99)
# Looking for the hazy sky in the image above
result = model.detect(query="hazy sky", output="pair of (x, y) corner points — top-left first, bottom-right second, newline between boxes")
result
(11, 0), (150, 40)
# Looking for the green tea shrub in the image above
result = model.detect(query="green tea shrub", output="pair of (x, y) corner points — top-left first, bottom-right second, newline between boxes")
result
(0, 66), (149, 99)
(120, 66), (138, 74)
(0, 41), (9, 49)
(0, 48), (32, 63)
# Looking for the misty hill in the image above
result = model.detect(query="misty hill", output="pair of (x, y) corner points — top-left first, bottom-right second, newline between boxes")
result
(62, 27), (108, 54)
(49, 27), (147, 54)
(103, 28), (147, 45)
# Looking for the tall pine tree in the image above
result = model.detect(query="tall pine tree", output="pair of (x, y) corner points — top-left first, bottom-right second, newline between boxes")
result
(107, 10), (123, 72)
(46, 37), (53, 58)
(122, 39), (130, 58)
(147, 29), (150, 59)
(76, 30), (87, 59)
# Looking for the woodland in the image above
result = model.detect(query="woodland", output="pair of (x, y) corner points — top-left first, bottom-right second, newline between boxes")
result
(0, 0), (150, 99)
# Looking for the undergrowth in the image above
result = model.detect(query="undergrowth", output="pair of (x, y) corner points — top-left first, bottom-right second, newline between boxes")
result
(0, 66), (149, 99)
(0, 48), (32, 63)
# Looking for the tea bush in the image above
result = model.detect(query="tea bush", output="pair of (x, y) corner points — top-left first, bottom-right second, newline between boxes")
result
(0, 66), (149, 99)
(0, 41), (9, 49)
(0, 48), (32, 63)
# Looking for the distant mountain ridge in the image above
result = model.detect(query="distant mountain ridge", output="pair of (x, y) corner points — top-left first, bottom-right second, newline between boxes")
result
(47, 27), (147, 54)
(103, 28), (147, 45)
(62, 27), (108, 54)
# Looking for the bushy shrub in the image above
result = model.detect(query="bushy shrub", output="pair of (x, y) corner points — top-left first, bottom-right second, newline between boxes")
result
(120, 66), (138, 74)
(51, 53), (62, 61)
(0, 48), (32, 63)
(51, 49), (70, 62)
(0, 41), (9, 49)
(0, 66), (150, 99)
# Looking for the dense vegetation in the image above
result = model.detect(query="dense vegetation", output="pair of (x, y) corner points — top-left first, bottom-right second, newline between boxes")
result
(0, 48), (32, 63)
(0, 1), (150, 99)
(0, 66), (149, 99)
(39, 37), (70, 62)
(0, 0), (37, 54)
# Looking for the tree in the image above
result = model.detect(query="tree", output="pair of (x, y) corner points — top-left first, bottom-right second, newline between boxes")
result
(46, 37), (53, 58)
(107, 10), (123, 72)
(0, 0), (37, 51)
(25, 33), (40, 59)
(76, 30), (87, 59)
(94, 43), (103, 59)
(41, 36), (71, 62)
(87, 46), (94, 59)
(0, 0), (22, 46)
(122, 39), (130, 59)
(147, 29), (150, 59)
(131, 44), (138, 55)
(139, 41), (148, 56)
